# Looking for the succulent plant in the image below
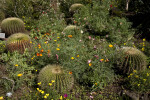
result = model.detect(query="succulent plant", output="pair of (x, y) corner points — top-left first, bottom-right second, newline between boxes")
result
(0, 40), (6, 53)
(69, 3), (85, 13)
(1, 17), (25, 37)
(118, 47), (147, 74)
(38, 64), (74, 93)
(63, 25), (78, 32)
(6, 33), (32, 54)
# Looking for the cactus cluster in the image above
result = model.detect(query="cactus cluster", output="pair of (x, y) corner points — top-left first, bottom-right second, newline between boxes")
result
(38, 64), (74, 93)
(6, 33), (32, 54)
(118, 47), (147, 74)
(1, 17), (25, 37)
(69, 3), (84, 13)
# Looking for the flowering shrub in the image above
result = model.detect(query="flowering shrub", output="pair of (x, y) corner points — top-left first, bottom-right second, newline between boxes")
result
(125, 69), (150, 93)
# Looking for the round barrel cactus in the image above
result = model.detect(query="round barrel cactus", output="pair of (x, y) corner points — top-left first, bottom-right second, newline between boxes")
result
(6, 33), (32, 54)
(69, 3), (84, 13)
(1, 17), (25, 37)
(38, 64), (74, 93)
(63, 25), (78, 32)
(118, 47), (147, 74)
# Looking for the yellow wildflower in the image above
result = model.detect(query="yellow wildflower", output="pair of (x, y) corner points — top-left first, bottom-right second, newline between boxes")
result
(57, 44), (60, 47)
(130, 73), (133, 76)
(77, 55), (79, 57)
(37, 88), (40, 91)
(100, 59), (104, 62)
(149, 66), (150, 68)
(46, 94), (49, 96)
(60, 96), (63, 100)
(17, 74), (23, 77)
(147, 73), (149, 76)
(0, 96), (4, 100)
(71, 57), (74, 60)
(39, 90), (42, 92)
(15, 64), (18, 67)
(142, 48), (144, 51)
(143, 79), (146, 81)
(89, 63), (92, 66)
(31, 57), (34, 60)
(38, 82), (41, 85)
(135, 75), (139, 78)
(49, 83), (52, 86)
(138, 84), (140, 86)
(57, 37), (60, 39)
(38, 45), (41, 48)
(45, 41), (48, 44)
(143, 38), (146, 41)
(109, 44), (113, 47)
(56, 48), (60, 50)
(54, 40), (57, 42)
(133, 70), (137, 73)
(30, 41), (32, 44)
(124, 43), (126, 45)
(41, 91), (44, 94)
(44, 96), (47, 99)
(51, 80), (55, 83)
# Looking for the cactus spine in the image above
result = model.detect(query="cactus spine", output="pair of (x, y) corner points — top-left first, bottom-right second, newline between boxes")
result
(38, 64), (74, 93)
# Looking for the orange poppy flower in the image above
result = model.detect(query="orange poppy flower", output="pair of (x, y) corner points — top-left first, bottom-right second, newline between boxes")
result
(69, 72), (72, 74)
(36, 53), (40, 56)
(40, 49), (44, 53)
(68, 35), (73, 38)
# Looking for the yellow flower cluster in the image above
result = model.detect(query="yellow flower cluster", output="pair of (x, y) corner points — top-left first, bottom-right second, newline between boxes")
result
(0, 96), (3, 100)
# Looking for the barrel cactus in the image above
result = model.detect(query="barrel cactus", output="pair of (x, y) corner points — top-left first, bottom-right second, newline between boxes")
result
(63, 25), (78, 32)
(69, 3), (85, 13)
(1, 17), (25, 37)
(118, 47), (147, 74)
(6, 33), (32, 54)
(0, 40), (6, 53)
(38, 64), (74, 93)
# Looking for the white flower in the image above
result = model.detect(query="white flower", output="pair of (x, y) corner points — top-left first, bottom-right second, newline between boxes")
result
(6, 92), (12, 97)
(81, 30), (83, 33)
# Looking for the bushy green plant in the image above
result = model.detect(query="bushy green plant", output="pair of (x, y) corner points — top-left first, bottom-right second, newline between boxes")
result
(0, 40), (6, 54)
(117, 47), (147, 75)
(73, 0), (134, 44)
(0, 51), (35, 91)
(125, 69), (150, 93)
(1, 17), (25, 37)
(38, 64), (74, 93)
(6, 33), (32, 54)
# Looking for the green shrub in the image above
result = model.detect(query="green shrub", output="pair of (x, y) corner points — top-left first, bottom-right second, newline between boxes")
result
(38, 64), (74, 93)
(1, 17), (25, 37)
(73, 0), (134, 44)
(6, 33), (32, 54)
(0, 40), (6, 54)
(125, 69), (150, 93)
